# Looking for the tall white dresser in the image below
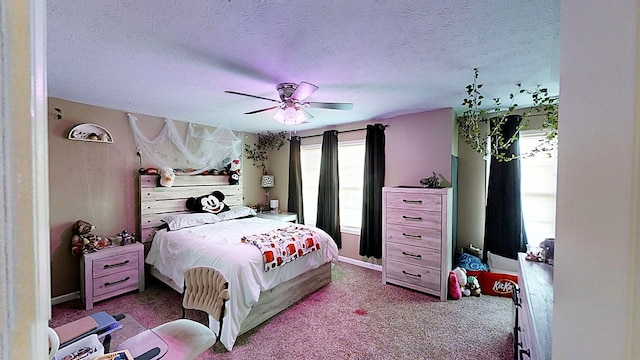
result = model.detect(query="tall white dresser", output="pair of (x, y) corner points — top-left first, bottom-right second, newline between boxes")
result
(382, 186), (452, 301)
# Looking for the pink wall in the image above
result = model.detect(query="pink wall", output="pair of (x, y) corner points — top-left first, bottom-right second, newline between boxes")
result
(384, 108), (454, 187)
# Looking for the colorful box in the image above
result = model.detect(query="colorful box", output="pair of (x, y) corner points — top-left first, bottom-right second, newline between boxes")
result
(467, 270), (518, 297)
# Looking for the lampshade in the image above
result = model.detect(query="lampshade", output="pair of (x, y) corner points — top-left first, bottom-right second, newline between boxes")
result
(261, 175), (275, 188)
(273, 106), (307, 125)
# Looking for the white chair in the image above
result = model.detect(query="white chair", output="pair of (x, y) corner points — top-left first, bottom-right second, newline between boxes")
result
(118, 266), (230, 360)
(47, 326), (60, 360)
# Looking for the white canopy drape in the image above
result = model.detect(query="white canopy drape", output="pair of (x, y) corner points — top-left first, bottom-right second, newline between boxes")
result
(128, 114), (241, 174)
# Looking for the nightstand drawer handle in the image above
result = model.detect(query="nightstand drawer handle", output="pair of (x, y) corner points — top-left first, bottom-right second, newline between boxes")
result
(104, 277), (130, 287)
(401, 270), (421, 279)
(402, 215), (422, 221)
(402, 199), (422, 204)
(402, 233), (422, 240)
(104, 260), (130, 269)
(402, 251), (422, 259)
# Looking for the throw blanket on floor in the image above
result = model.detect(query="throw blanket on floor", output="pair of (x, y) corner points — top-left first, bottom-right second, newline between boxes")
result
(241, 226), (321, 272)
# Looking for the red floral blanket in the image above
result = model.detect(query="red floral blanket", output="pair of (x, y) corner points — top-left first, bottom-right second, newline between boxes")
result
(241, 225), (321, 272)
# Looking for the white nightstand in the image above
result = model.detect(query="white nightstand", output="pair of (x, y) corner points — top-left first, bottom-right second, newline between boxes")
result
(256, 212), (298, 223)
(80, 242), (145, 310)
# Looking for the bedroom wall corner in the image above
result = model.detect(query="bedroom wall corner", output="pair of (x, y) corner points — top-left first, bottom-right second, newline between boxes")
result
(456, 121), (488, 251)
(47, 99), (246, 298)
(267, 140), (291, 212)
(48, 98), (140, 297)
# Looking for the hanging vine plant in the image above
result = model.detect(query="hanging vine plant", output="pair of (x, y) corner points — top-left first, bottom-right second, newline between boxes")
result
(244, 131), (287, 174)
(458, 68), (559, 162)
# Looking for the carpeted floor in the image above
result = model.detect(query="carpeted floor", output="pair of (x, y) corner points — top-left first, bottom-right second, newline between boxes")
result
(51, 261), (513, 360)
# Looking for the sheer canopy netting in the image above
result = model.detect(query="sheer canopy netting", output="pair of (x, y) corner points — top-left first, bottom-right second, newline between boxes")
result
(128, 114), (241, 174)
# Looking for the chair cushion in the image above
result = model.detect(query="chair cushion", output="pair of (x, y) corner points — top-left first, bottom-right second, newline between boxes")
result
(152, 319), (216, 359)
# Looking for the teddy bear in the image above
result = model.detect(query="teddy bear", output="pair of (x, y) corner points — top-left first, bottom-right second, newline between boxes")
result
(448, 266), (471, 299)
(69, 220), (111, 257)
(466, 275), (482, 297)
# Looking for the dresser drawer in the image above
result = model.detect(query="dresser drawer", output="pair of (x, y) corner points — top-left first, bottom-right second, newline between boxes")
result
(92, 251), (138, 277)
(81, 242), (145, 309)
(385, 259), (441, 292)
(386, 208), (441, 228)
(93, 268), (139, 298)
(386, 223), (441, 248)
(386, 192), (442, 211)
(382, 187), (451, 301)
(386, 241), (441, 268)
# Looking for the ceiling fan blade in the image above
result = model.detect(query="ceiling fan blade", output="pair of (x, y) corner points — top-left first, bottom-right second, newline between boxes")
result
(306, 102), (354, 110)
(299, 107), (314, 119)
(291, 82), (319, 101)
(245, 106), (279, 115)
(225, 90), (280, 103)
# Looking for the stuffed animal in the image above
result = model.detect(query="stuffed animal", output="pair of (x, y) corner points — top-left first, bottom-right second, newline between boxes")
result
(159, 166), (175, 187)
(466, 275), (482, 297)
(448, 271), (462, 300)
(69, 220), (111, 257)
(228, 159), (241, 185)
(450, 267), (471, 298)
(186, 190), (230, 214)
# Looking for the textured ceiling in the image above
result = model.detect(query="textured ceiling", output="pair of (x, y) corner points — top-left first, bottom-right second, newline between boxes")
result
(46, 0), (560, 133)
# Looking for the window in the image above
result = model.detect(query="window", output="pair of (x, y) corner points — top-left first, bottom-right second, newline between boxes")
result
(519, 131), (558, 249)
(300, 140), (366, 234)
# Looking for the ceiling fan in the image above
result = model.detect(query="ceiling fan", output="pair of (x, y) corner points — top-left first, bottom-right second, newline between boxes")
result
(225, 81), (353, 125)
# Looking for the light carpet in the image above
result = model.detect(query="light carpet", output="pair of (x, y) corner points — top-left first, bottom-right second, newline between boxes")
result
(51, 261), (513, 359)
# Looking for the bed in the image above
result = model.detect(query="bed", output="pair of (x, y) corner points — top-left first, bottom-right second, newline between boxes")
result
(138, 174), (339, 351)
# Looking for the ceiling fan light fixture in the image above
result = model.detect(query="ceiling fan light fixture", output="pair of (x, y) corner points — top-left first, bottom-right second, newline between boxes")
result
(273, 106), (306, 125)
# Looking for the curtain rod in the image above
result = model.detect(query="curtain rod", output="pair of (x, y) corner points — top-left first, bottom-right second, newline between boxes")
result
(297, 124), (389, 139)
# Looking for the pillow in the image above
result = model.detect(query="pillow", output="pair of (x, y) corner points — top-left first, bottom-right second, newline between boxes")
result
(216, 206), (257, 221)
(487, 251), (518, 273)
(161, 213), (220, 231)
(185, 191), (230, 214)
(455, 252), (489, 272)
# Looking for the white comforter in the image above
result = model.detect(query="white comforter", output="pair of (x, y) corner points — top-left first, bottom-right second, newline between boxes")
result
(145, 216), (339, 351)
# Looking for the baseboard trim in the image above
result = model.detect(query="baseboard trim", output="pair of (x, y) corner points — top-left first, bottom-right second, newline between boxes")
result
(51, 291), (79, 306)
(337, 256), (382, 272)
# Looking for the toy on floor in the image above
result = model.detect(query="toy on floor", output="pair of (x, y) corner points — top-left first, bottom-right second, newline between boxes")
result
(466, 275), (482, 296)
(448, 266), (471, 299)
(69, 220), (111, 257)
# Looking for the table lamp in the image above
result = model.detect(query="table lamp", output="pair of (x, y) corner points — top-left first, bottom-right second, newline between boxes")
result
(261, 175), (275, 210)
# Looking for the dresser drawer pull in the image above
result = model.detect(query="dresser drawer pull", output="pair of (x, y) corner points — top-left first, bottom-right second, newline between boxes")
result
(402, 215), (423, 222)
(401, 270), (421, 279)
(402, 233), (422, 240)
(402, 199), (423, 204)
(104, 260), (130, 269)
(402, 251), (422, 259)
(104, 277), (130, 287)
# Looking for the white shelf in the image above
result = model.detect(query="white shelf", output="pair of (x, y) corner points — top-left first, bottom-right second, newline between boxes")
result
(68, 123), (113, 143)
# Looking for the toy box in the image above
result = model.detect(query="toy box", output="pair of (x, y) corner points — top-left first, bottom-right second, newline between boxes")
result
(54, 334), (104, 360)
(467, 270), (518, 297)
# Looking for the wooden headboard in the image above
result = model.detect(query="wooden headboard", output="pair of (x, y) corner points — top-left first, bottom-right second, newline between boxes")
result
(139, 174), (243, 244)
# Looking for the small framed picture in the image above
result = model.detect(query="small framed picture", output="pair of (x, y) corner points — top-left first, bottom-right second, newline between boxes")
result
(95, 349), (134, 360)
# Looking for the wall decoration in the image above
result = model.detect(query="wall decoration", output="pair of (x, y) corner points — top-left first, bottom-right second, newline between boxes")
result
(67, 123), (113, 143)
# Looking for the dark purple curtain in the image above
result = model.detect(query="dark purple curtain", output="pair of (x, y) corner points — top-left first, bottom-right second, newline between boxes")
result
(316, 130), (341, 248)
(287, 136), (304, 224)
(359, 124), (386, 258)
(483, 115), (528, 260)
